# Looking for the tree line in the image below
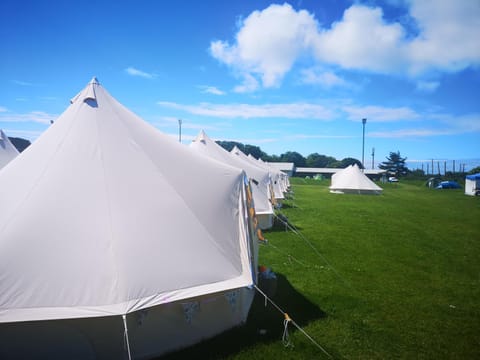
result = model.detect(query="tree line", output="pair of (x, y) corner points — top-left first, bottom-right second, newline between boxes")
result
(218, 141), (475, 179)
(217, 140), (362, 168)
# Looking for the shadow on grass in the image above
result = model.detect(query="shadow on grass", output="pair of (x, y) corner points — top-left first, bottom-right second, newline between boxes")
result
(278, 202), (297, 209)
(264, 215), (303, 234)
(159, 273), (326, 359)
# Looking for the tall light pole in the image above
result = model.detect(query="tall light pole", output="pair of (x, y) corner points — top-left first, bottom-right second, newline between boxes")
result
(371, 147), (375, 169)
(178, 119), (182, 143)
(362, 118), (367, 170)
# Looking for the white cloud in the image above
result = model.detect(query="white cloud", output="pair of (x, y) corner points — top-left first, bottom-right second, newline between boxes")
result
(210, 3), (318, 89)
(416, 81), (440, 92)
(299, 68), (349, 88)
(233, 73), (260, 93)
(370, 112), (480, 138)
(407, 1), (480, 74)
(158, 101), (334, 119)
(11, 80), (38, 86)
(433, 113), (480, 132)
(0, 106), (8, 112)
(199, 85), (225, 95)
(314, 5), (408, 73)
(0, 110), (57, 124)
(286, 134), (355, 139)
(343, 105), (420, 122)
(125, 67), (156, 79)
(210, 1), (480, 89)
(369, 128), (453, 138)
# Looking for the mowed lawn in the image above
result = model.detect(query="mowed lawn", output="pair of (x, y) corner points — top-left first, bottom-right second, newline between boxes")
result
(164, 178), (480, 359)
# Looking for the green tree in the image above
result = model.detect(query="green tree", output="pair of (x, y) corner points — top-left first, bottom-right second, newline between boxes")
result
(244, 144), (267, 160)
(339, 157), (362, 168)
(306, 153), (337, 167)
(216, 141), (244, 153)
(379, 151), (409, 177)
(468, 166), (480, 175)
(216, 141), (267, 160)
(9, 137), (31, 152)
(279, 151), (306, 167)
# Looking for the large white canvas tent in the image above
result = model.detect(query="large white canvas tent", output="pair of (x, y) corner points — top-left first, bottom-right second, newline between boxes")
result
(330, 164), (383, 195)
(190, 130), (274, 229)
(0, 129), (20, 170)
(465, 173), (480, 196)
(0, 78), (259, 359)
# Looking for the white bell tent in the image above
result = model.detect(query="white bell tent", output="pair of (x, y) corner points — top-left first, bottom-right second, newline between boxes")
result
(231, 146), (285, 203)
(0, 129), (20, 170)
(330, 164), (383, 195)
(0, 78), (258, 359)
(248, 154), (290, 195)
(190, 130), (274, 229)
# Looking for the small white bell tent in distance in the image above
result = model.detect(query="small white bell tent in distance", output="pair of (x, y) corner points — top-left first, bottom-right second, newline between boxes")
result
(329, 164), (383, 195)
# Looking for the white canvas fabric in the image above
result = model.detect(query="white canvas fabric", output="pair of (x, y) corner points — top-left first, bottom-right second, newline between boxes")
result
(190, 130), (274, 229)
(329, 164), (383, 194)
(0, 78), (256, 324)
(231, 146), (285, 201)
(250, 155), (290, 194)
(0, 129), (20, 170)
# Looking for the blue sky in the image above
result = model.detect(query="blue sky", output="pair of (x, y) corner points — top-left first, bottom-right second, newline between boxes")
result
(1, 0), (479, 170)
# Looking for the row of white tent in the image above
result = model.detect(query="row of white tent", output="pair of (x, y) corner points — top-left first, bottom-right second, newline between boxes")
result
(190, 130), (289, 229)
(0, 78), (289, 359)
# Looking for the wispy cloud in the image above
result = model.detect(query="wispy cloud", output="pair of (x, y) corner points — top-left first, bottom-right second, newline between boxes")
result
(286, 134), (355, 140)
(370, 113), (480, 138)
(343, 105), (420, 122)
(198, 85), (226, 95)
(0, 106), (8, 112)
(433, 113), (480, 132)
(125, 66), (156, 79)
(0, 110), (58, 124)
(11, 80), (40, 86)
(157, 101), (334, 119)
(299, 68), (350, 88)
(233, 73), (260, 93)
(416, 81), (440, 93)
(369, 128), (454, 138)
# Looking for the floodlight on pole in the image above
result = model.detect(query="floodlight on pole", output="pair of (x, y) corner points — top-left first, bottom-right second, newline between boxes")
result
(178, 119), (182, 143)
(362, 118), (367, 170)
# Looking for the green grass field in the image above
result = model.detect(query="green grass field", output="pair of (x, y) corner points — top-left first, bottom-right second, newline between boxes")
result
(164, 178), (480, 359)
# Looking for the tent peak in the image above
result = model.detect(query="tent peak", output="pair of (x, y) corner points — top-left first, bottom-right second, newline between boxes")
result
(89, 77), (100, 85)
(70, 77), (99, 104)
(193, 130), (209, 145)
